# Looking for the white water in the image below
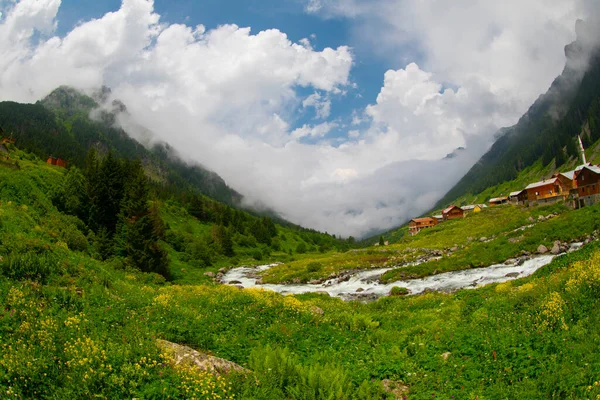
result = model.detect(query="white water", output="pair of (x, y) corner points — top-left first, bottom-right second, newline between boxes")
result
(223, 243), (583, 301)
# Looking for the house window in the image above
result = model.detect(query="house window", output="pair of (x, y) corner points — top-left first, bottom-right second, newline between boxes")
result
(535, 191), (539, 196)
(582, 175), (585, 181)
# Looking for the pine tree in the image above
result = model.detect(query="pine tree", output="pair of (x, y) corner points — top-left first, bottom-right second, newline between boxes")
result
(379, 236), (385, 246)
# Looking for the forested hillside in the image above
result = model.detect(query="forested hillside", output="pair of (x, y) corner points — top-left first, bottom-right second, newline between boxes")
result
(438, 21), (600, 207)
(0, 86), (240, 205)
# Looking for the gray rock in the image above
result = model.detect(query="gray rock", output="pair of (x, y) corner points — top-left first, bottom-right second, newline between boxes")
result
(551, 244), (561, 255)
(356, 288), (365, 293)
(505, 272), (520, 278)
(218, 268), (227, 273)
(450, 246), (458, 252)
(479, 237), (488, 242)
(204, 272), (215, 278)
(228, 280), (242, 285)
(537, 245), (548, 254)
(528, 216), (535, 223)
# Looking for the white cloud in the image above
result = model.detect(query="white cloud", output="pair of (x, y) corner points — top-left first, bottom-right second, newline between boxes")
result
(0, 0), (598, 238)
(302, 92), (331, 119)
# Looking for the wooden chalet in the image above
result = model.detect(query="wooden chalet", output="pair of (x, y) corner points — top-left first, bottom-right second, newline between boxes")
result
(442, 205), (464, 221)
(46, 156), (67, 168)
(409, 217), (438, 236)
(509, 190), (528, 205)
(525, 177), (570, 204)
(489, 196), (508, 206)
(575, 165), (600, 207)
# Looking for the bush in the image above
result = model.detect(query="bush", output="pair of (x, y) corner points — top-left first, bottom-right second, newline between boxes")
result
(296, 243), (307, 254)
(0, 251), (61, 283)
(306, 262), (323, 273)
(390, 286), (409, 296)
(252, 249), (263, 261)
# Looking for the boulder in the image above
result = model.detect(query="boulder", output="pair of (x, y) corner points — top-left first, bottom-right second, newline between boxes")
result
(505, 272), (520, 278)
(537, 245), (548, 254)
(450, 246), (458, 252)
(228, 280), (242, 285)
(441, 352), (452, 360)
(479, 237), (488, 242)
(310, 306), (324, 316)
(157, 339), (249, 376)
(218, 268), (227, 273)
(204, 272), (215, 278)
(356, 288), (365, 293)
(551, 244), (561, 255)
(528, 216), (535, 223)
(381, 379), (410, 399)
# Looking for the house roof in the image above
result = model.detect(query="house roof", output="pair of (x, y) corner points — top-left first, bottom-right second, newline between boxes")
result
(410, 217), (437, 223)
(525, 178), (558, 190)
(442, 205), (462, 214)
(462, 205), (478, 210)
(432, 215), (443, 219)
(509, 190), (525, 197)
(580, 165), (600, 175)
(489, 196), (508, 203)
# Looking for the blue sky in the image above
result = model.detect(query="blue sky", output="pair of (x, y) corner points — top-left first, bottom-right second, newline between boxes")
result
(54, 0), (392, 144)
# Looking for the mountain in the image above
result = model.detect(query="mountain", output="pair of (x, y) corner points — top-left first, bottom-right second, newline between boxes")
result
(437, 20), (600, 206)
(0, 86), (241, 205)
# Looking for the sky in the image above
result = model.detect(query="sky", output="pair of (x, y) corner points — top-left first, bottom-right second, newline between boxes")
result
(0, 0), (598, 237)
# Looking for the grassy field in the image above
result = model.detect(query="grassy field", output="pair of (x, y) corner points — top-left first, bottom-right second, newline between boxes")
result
(3, 148), (600, 398)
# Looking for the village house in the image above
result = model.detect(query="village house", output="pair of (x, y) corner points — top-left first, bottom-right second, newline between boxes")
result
(462, 204), (485, 214)
(575, 165), (600, 207)
(525, 177), (570, 204)
(46, 156), (67, 168)
(408, 217), (438, 236)
(489, 197), (509, 206)
(442, 205), (464, 221)
(509, 190), (528, 205)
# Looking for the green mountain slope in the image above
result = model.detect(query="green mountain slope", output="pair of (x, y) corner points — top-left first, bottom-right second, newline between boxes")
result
(0, 86), (241, 205)
(438, 21), (600, 207)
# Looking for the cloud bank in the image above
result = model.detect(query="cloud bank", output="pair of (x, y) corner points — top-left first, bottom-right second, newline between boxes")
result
(0, 0), (597, 237)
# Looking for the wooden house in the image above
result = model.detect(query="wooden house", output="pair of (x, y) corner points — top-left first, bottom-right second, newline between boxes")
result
(525, 177), (570, 204)
(575, 165), (600, 207)
(46, 156), (67, 168)
(409, 217), (438, 236)
(489, 196), (508, 206)
(442, 205), (464, 221)
(509, 190), (528, 205)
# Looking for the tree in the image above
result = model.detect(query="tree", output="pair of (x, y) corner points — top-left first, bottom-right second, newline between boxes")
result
(116, 159), (170, 278)
(379, 236), (385, 246)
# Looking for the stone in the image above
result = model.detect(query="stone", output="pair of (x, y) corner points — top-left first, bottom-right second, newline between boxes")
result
(310, 306), (324, 316)
(204, 272), (215, 278)
(157, 339), (249, 376)
(381, 379), (410, 398)
(479, 237), (488, 242)
(537, 245), (548, 254)
(218, 268), (226, 273)
(508, 238), (519, 244)
(356, 288), (365, 293)
(551, 244), (561, 255)
(450, 246), (458, 252)
(228, 280), (242, 285)
(528, 216), (535, 223)
(441, 352), (452, 360)
(505, 272), (520, 278)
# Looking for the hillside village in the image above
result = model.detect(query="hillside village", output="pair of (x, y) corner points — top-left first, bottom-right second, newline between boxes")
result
(409, 139), (600, 236)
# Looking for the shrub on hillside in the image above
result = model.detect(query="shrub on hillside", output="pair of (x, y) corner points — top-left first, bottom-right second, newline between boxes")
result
(306, 262), (323, 273)
(390, 286), (409, 296)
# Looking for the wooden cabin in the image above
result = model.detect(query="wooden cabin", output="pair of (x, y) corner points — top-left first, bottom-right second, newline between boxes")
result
(575, 165), (600, 207)
(46, 156), (67, 168)
(525, 177), (570, 203)
(509, 190), (528, 205)
(442, 205), (464, 221)
(409, 217), (438, 236)
(489, 196), (508, 206)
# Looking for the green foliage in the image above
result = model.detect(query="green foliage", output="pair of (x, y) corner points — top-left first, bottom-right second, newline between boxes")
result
(306, 262), (323, 273)
(390, 286), (409, 296)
